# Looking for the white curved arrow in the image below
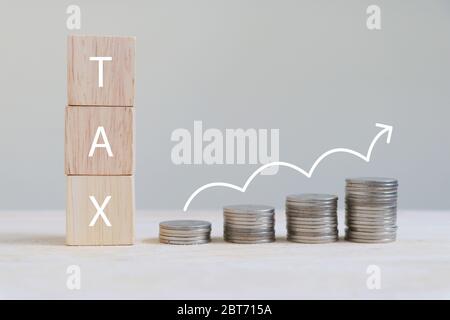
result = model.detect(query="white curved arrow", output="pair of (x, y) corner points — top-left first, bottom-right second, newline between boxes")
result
(183, 123), (393, 212)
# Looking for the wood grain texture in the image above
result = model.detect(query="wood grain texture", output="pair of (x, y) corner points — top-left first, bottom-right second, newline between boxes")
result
(1, 210), (449, 298)
(66, 176), (135, 246)
(67, 35), (135, 106)
(65, 106), (134, 175)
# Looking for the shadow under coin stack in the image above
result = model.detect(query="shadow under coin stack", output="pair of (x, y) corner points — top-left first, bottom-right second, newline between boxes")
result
(159, 220), (211, 245)
(223, 205), (275, 244)
(345, 177), (399, 243)
(285, 194), (339, 243)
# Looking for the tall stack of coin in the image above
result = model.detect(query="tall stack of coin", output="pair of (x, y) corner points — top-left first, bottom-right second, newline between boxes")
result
(159, 220), (211, 245)
(223, 205), (275, 244)
(285, 194), (339, 243)
(345, 177), (398, 243)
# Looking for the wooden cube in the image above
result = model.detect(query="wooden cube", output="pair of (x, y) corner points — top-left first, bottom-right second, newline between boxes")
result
(65, 106), (134, 175)
(66, 176), (135, 245)
(67, 35), (135, 106)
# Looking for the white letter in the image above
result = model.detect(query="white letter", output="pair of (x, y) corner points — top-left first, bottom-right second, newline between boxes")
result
(225, 129), (258, 164)
(66, 265), (81, 290)
(193, 121), (203, 164)
(89, 196), (112, 227)
(88, 126), (113, 157)
(366, 5), (381, 30)
(89, 57), (112, 87)
(66, 5), (81, 30)
(203, 128), (223, 164)
(171, 129), (192, 164)
(366, 265), (381, 289)
(258, 129), (279, 175)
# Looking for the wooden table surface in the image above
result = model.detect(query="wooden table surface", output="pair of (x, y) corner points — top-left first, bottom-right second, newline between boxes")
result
(0, 210), (449, 299)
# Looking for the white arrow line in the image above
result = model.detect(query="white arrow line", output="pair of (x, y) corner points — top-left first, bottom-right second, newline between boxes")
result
(183, 123), (393, 212)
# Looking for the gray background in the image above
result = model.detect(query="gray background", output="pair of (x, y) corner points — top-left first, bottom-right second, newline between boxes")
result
(0, 0), (449, 211)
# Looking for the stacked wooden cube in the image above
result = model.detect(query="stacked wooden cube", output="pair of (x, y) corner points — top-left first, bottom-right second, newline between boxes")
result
(65, 35), (136, 245)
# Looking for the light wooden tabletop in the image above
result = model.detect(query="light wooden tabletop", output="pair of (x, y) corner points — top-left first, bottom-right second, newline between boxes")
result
(0, 210), (448, 299)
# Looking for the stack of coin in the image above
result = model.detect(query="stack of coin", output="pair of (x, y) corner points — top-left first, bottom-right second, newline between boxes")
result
(285, 194), (339, 243)
(159, 220), (211, 245)
(223, 205), (275, 244)
(345, 177), (398, 243)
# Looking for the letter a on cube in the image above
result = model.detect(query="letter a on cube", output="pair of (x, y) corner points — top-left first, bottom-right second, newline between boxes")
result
(65, 106), (134, 175)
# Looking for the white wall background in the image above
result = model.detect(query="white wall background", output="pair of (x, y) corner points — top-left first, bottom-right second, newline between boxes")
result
(0, 0), (449, 210)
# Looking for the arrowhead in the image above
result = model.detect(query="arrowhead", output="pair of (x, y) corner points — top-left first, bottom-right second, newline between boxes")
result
(375, 123), (393, 144)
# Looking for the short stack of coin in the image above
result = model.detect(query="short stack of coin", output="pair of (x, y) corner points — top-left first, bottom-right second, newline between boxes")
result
(223, 205), (275, 244)
(159, 220), (211, 245)
(345, 177), (398, 243)
(285, 194), (339, 243)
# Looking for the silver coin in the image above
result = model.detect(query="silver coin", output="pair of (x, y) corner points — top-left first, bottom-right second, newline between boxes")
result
(223, 213), (274, 220)
(159, 220), (211, 230)
(288, 225), (338, 232)
(346, 220), (397, 227)
(287, 234), (338, 241)
(224, 217), (274, 223)
(159, 239), (210, 245)
(159, 234), (211, 241)
(224, 238), (275, 244)
(288, 232), (338, 239)
(287, 210), (337, 216)
(224, 223), (275, 229)
(286, 203), (337, 210)
(286, 210), (337, 216)
(346, 190), (398, 196)
(288, 223), (338, 229)
(346, 196), (398, 202)
(224, 224), (274, 230)
(286, 213), (337, 219)
(346, 212), (397, 218)
(223, 204), (274, 214)
(346, 177), (398, 186)
(345, 214), (397, 220)
(224, 230), (275, 237)
(345, 210), (397, 216)
(224, 235), (275, 240)
(223, 211), (275, 217)
(347, 226), (397, 232)
(286, 219), (338, 227)
(286, 206), (337, 213)
(345, 207), (397, 214)
(345, 212), (397, 219)
(346, 199), (398, 205)
(345, 235), (396, 243)
(345, 223), (396, 229)
(224, 217), (275, 224)
(159, 226), (211, 233)
(347, 229), (396, 236)
(346, 184), (398, 190)
(346, 190), (398, 195)
(346, 233), (396, 241)
(287, 226), (338, 233)
(286, 193), (338, 202)
(346, 204), (397, 210)
(287, 216), (337, 223)
(346, 202), (397, 208)
(287, 238), (338, 244)
(287, 237), (338, 244)
(159, 230), (211, 237)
